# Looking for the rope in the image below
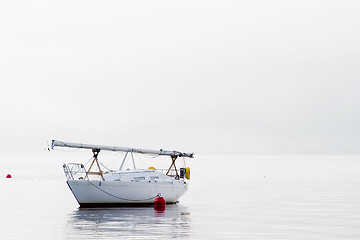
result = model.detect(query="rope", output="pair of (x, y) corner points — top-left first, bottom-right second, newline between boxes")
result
(84, 156), (94, 166)
(86, 180), (158, 202)
(134, 153), (150, 169)
(99, 161), (114, 172)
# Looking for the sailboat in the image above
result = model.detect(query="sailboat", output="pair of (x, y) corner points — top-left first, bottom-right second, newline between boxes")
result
(51, 140), (194, 208)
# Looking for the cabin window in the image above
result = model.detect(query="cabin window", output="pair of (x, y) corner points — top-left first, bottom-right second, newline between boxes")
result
(150, 176), (159, 181)
(133, 176), (145, 182)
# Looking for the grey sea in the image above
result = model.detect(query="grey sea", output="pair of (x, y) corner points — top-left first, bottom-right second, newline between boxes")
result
(1, 153), (360, 239)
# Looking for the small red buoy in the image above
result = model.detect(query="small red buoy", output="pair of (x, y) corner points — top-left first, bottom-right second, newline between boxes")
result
(154, 196), (166, 212)
(6, 174), (12, 178)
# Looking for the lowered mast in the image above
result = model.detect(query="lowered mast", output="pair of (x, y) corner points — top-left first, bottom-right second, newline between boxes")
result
(51, 140), (194, 158)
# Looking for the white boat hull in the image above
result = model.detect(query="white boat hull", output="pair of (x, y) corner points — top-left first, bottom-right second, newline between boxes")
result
(67, 179), (188, 207)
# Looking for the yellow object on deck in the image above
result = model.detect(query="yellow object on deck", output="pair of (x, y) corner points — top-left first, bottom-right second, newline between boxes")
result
(185, 167), (190, 180)
(148, 166), (156, 170)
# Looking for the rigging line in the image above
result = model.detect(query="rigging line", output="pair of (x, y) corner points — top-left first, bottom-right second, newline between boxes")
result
(99, 161), (114, 172)
(84, 156), (94, 166)
(107, 152), (124, 166)
(99, 152), (125, 171)
(133, 153), (150, 169)
(86, 180), (157, 202)
(182, 157), (187, 168)
(149, 154), (161, 159)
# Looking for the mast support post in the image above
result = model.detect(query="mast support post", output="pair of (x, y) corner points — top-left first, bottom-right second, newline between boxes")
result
(84, 149), (104, 181)
(166, 155), (179, 179)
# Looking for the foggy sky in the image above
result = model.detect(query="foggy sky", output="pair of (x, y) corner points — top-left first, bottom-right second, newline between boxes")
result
(1, 0), (359, 155)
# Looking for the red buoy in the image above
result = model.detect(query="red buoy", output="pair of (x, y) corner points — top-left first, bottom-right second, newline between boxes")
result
(154, 196), (166, 212)
(6, 174), (12, 178)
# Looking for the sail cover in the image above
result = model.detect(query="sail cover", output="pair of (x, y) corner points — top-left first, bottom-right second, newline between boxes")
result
(51, 140), (194, 158)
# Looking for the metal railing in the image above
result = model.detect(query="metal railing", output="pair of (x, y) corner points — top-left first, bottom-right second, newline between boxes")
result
(157, 169), (184, 179)
(62, 164), (184, 180)
(63, 163), (86, 180)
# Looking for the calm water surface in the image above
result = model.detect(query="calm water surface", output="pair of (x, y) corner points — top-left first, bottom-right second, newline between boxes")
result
(1, 154), (360, 239)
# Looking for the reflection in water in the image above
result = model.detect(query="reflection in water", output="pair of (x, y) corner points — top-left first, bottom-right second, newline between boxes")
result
(65, 205), (191, 239)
